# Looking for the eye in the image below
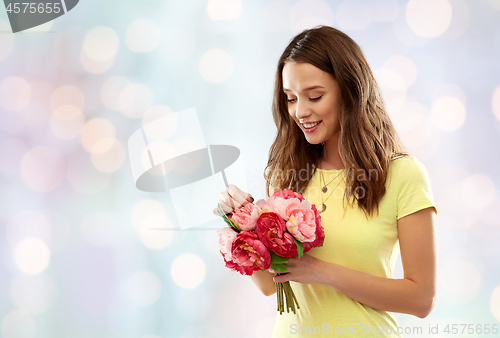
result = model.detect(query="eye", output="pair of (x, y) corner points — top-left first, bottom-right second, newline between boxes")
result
(286, 98), (296, 103)
(310, 95), (323, 101)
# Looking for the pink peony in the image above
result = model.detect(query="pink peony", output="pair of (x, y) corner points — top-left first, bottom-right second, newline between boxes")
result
(271, 189), (305, 201)
(256, 212), (297, 257)
(286, 199), (317, 243)
(231, 231), (271, 274)
(217, 227), (238, 261)
(223, 256), (254, 276)
(304, 204), (325, 252)
(256, 196), (299, 222)
(230, 203), (262, 231)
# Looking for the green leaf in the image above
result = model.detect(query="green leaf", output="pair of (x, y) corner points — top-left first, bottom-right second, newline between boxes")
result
(293, 237), (304, 259)
(270, 251), (289, 272)
(270, 251), (289, 263)
(271, 262), (287, 272)
(217, 203), (239, 231)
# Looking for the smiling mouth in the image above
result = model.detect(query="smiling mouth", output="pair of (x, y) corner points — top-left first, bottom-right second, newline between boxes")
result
(302, 121), (322, 129)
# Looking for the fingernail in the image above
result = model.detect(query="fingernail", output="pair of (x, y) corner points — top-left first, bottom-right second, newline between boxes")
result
(250, 196), (254, 202)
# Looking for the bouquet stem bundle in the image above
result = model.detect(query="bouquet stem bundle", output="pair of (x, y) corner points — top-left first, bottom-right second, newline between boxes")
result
(275, 274), (300, 314)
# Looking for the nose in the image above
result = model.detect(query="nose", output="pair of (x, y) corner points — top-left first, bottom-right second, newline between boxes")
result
(294, 98), (311, 120)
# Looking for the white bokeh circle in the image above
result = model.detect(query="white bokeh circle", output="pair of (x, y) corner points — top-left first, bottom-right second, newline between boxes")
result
(138, 214), (174, 249)
(431, 96), (466, 131)
(439, 258), (482, 305)
(14, 238), (50, 275)
(491, 284), (500, 322)
(1, 311), (36, 338)
(207, 0), (242, 20)
(82, 26), (120, 62)
(383, 55), (418, 88)
(171, 253), (206, 289)
(406, 0), (452, 38)
(199, 49), (233, 83)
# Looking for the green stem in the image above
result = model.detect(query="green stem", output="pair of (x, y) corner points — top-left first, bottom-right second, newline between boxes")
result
(275, 273), (301, 315)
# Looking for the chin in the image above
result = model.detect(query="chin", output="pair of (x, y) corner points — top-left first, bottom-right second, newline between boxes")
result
(304, 137), (323, 145)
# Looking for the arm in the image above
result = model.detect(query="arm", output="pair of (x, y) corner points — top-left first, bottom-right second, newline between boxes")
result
(274, 207), (437, 318)
(250, 270), (277, 297)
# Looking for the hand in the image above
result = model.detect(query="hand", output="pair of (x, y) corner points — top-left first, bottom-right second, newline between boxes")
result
(212, 184), (254, 217)
(272, 253), (325, 285)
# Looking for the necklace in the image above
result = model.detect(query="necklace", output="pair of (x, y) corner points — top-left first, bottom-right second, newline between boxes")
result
(321, 170), (340, 193)
(319, 169), (343, 212)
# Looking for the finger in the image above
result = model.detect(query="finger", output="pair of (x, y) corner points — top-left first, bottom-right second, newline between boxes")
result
(283, 259), (296, 269)
(217, 201), (231, 214)
(217, 194), (234, 214)
(212, 207), (230, 217)
(273, 273), (291, 283)
(227, 185), (253, 208)
(220, 190), (240, 211)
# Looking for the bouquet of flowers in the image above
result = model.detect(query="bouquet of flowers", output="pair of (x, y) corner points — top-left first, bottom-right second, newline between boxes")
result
(216, 189), (325, 314)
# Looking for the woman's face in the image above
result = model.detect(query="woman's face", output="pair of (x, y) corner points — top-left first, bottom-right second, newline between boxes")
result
(282, 61), (342, 145)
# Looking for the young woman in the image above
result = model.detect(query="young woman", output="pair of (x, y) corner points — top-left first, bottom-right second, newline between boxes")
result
(214, 26), (437, 337)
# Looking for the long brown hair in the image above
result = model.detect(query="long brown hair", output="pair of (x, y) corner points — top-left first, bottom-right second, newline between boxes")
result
(264, 25), (407, 217)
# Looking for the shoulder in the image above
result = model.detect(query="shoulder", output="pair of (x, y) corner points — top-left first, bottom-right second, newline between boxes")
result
(387, 155), (434, 197)
(387, 155), (437, 219)
(389, 155), (429, 181)
(386, 155), (434, 197)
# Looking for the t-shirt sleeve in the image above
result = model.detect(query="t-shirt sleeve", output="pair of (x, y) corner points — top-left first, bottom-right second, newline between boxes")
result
(396, 157), (438, 220)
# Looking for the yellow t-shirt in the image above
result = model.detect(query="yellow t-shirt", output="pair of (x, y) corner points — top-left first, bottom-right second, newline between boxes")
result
(272, 155), (437, 338)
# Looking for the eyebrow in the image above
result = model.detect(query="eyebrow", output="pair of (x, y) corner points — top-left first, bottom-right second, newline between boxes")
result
(283, 85), (325, 92)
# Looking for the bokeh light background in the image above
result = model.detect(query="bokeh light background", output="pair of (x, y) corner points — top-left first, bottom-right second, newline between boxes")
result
(1, 0), (500, 337)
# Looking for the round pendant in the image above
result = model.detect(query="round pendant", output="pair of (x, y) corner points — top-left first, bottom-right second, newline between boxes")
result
(322, 186), (327, 193)
(320, 204), (326, 212)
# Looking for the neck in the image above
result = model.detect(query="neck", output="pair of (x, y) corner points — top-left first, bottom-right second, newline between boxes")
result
(319, 134), (344, 170)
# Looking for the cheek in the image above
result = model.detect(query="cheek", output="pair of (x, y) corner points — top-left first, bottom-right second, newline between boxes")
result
(320, 102), (339, 124)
